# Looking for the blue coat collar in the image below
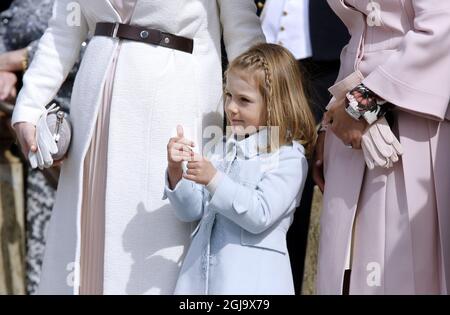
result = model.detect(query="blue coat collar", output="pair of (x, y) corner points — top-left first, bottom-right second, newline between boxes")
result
(225, 127), (270, 160)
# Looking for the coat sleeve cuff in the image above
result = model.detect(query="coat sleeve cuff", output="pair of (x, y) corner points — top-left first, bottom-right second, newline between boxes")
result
(162, 168), (205, 222)
(11, 103), (44, 127)
(162, 168), (189, 200)
(363, 66), (448, 121)
(205, 171), (225, 196)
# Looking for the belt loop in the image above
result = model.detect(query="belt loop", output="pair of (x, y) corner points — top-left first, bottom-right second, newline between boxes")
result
(112, 22), (120, 38)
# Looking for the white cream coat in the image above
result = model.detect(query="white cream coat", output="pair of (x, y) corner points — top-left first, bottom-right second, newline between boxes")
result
(12, 0), (264, 294)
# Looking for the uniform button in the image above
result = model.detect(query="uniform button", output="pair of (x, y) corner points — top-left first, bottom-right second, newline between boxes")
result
(257, 2), (264, 9)
(283, 11), (288, 16)
(164, 37), (170, 44)
(280, 26), (285, 31)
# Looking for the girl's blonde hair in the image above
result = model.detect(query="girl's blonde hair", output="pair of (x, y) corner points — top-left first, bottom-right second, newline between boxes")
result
(225, 43), (317, 158)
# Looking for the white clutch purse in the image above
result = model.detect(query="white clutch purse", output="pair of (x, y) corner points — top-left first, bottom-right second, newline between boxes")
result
(29, 103), (72, 169)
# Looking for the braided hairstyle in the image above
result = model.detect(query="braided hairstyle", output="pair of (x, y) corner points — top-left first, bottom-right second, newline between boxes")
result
(224, 43), (317, 157)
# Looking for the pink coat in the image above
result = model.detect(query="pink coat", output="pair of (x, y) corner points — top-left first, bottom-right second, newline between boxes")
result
(317, 0), (450, 294)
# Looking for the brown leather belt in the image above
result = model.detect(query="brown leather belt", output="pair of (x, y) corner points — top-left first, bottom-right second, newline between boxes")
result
(94, 22), (193, 54)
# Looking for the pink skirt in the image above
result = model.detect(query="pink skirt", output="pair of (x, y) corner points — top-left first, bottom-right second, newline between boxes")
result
(78, 48), (118, 295)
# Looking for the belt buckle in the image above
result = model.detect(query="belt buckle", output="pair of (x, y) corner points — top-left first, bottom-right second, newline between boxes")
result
(112, 22), (120, 38)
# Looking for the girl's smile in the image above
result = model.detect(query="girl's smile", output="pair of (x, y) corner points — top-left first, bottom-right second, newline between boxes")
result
(230, 119), (245, 125)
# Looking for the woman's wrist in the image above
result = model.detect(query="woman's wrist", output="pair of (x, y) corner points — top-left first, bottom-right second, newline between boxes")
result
(0, 48), (29, 72)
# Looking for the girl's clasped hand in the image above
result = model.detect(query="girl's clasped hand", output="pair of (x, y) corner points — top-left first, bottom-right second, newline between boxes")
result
(166, 125), (217, 187)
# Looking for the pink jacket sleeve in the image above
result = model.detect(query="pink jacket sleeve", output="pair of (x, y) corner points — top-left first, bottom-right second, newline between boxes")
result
(362, 0), (450, 121)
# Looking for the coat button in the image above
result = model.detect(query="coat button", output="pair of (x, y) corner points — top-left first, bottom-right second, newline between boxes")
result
(164, 37), (170, 44)
(140, 30), (149, 39)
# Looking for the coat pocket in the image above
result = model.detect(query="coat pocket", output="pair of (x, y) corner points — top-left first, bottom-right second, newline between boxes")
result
(240, 228), (287, 255)
(232, 187), (252, 215)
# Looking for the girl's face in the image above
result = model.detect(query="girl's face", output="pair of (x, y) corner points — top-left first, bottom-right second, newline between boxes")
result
(224, 70), (266, 136)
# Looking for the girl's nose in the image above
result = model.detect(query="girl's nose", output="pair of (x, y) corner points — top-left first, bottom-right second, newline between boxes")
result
(226, 100), (239, 114)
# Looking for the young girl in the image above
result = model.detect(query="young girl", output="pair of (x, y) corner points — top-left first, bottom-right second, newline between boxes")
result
(163, 43), (316, 295)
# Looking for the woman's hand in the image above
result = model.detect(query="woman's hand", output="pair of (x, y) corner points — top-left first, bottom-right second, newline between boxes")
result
(0, 48), (28, 72)
(13, 121), (37, 157)
(323, 98), (367, 149)
(52, 156), (67, 167)
(166, 125), (195, 189)
(312, 131), (325, 193)
(0, 71), (18, 101)
(183, 153), (217, 186)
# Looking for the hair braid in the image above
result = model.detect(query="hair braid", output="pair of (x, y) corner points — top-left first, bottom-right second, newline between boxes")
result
(245, 54), (273, 127)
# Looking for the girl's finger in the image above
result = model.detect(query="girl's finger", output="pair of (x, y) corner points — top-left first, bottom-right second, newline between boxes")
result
(168, 137), (181, 146)
(186, 168), (198, 176)
(181, 156), (194, 161)
(176, 137), (195, 147)
(176, 125), (184, 138)
(173, 142), (193, 152)
(169, 155), (182, 163)
(171, 147), (192, 157)
(182, 173), (197, 182)
(171, 153), (193, 162)
(186, 161), (201, 169)
(179, 152), (194, 159)
(191, 152), (203, 162)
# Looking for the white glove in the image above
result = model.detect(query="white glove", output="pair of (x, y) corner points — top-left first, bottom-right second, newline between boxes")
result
(28, 104), (59, 169)
(361, 117), (403, 170)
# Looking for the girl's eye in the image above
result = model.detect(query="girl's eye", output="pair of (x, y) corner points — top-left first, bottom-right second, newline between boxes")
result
(224, 92), (232, 97)
(240, 97), (250, 103)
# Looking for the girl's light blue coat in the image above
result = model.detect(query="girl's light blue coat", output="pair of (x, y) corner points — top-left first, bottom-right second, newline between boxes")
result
(163, 129), (308, 294)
